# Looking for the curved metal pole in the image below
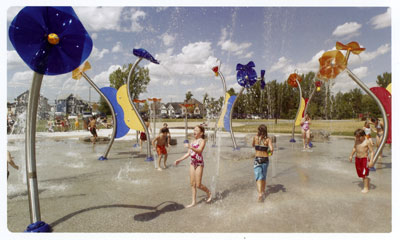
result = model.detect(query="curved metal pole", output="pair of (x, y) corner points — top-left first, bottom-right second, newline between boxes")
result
(290, 79), (302, 142)
(304, 85), (316, 115)
(82, 72), (116, 160)
(345, 68), (388, 165)
(184, 109), (188, 143)
(25, 72), (43, 223)
(230, 87), (244, 149)
(127, 58), (153, 161)
(213, 71), (228, 145)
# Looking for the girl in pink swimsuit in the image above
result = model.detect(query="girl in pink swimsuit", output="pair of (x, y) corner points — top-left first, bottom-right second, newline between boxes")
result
(175, 125), (212, 208)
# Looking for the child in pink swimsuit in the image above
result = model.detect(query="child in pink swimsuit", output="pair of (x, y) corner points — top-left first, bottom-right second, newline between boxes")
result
(175, 125), (212, 208)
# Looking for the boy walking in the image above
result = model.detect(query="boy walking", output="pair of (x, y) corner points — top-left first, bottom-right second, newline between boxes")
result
(152, 127), (169, 171)
(349, 129), (374, 193)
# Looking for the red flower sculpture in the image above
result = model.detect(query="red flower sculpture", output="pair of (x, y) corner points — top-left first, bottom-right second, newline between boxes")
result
(317, 50), (347, 81)
(287, 73), (302, 88)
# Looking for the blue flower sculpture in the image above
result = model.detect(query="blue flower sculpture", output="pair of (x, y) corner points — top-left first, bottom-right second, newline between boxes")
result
(236, 61), (257, 88)
(9, 7), (93, 75)
(133, 48), (160, 64)
(260, 70), (266, 90)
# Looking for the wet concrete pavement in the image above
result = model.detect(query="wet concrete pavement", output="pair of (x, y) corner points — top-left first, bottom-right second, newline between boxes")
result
(7, 133), (391, 233)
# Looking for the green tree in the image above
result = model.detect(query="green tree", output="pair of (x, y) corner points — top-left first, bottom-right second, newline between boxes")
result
(109, 64), (151, 99)
(99, 64), (151, 114)
(185, 91), (193, 102)
(376, 72), (391, 88)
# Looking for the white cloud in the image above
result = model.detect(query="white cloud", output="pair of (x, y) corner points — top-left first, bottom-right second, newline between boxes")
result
(8, 71), (32, 87)
(270, 57), (289, 72)
(89, 46), (110, 61)
(91, 33), (98, 40)
(121, 9), (147, 32)
(7, 50), (25, 68)
(92, 65), (122, 87)
(218, 28), (252, 57)
(160, 33), (176, 47)
(111, 41), (123, 53)
(75, 7), (124, 32)
(370, 8), (391, 29)
(331, 66), (369, 93)
(349, 43), (390, 65)
(332, 22), (362, 38)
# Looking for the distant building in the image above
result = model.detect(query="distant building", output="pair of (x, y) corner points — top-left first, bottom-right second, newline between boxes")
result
(55, 93), (89, 115)
(162, 98), (205, 118)
(14, 90), (51, 119)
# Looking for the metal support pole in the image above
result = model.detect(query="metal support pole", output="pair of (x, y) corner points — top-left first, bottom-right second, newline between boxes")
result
(82, 72), (116, 160)
(184, 109), (189, 143)
(304, 86), (316, 116)
(345, 68), (388, 165)
(229, 87), (244, 149)
(127, 58), (153, 161)
(25, 72), (43, 223)
(214, 71), (229, 146)
(290, 79), (302, 142)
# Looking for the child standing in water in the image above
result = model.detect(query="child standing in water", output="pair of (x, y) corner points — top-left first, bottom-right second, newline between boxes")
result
(152, 127), (169, 171)
(252, 124), (274, 202)
(349, 129), (374, 193)
(370, 117), (384, 160)
(175, 125), (212, 208)
(363, 121), (373, 145)
(300, 113), (311, 149)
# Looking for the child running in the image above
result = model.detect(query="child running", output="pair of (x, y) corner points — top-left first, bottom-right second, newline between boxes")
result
(252, 124), (274, 202)
(152, 127), (169, 171)
(175, 125), (212, 208)
(349, 129), (374, 193)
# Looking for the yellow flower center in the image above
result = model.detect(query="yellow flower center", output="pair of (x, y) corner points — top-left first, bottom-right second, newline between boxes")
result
(47, 33), (59, 45)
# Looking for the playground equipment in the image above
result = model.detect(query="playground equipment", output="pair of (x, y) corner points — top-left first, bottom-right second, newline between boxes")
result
(128, 48), (160, 162)
(133, 99), (147, 147)
(72, 61), (129, 160)
(211, 63), (235, 148)
(8, 6), (93, 232)
(148, 98), (162, 138)
(180, 103), (195, 143)
(318, 41), (389, 166)
(287, 72), (304, 143)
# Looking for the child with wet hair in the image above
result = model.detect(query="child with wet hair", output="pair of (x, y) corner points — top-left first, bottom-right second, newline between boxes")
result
(152, 127), (169, 171)
(252, 124), (274, 202)
(349, 129), (374, 193)
(175, 125), (212, 208)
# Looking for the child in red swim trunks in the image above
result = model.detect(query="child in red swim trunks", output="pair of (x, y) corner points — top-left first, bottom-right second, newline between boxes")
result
(152, 127), (169, 171)
(349, 129), (375, 193)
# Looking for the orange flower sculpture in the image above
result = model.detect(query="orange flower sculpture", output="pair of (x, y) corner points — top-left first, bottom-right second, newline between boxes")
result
(134, 99), (146, 103)
(317, 50), (347, 81)
(287, 73), (302, 88)
(336, 41), (365, 55)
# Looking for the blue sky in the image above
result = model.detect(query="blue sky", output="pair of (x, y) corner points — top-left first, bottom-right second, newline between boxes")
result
(6, 5), (392, 103)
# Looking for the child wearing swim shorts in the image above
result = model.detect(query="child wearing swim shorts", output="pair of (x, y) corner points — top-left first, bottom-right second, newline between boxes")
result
(349, 129), (374, 193)
(152, 127), (169, 171)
